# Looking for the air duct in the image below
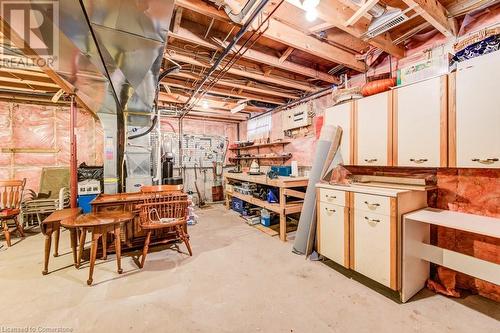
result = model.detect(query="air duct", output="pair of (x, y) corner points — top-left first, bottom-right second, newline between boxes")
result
(210, 0), (263, 23)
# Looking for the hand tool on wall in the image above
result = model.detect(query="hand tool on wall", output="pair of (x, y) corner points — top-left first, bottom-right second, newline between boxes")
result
(194, 162), (205, 207)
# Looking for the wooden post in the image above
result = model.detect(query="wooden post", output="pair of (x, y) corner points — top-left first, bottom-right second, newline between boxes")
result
(70, 95), (78, 208)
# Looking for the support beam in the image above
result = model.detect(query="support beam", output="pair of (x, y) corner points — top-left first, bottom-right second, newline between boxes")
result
(175, 0), (365, 71)
(170, 26), (338, 83)
(285, 0), (405, 58)
(279, 47), (294, 63)
(346, 0), (379, 27)
(172, 7), (184, 33)
(401, 0), (457, 37)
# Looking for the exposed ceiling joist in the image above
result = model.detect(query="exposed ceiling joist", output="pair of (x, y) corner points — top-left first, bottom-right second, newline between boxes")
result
(167, 52), (315, 94)
(170, 25), (338, 83)
(172, 71), (298, 99)
(175, 0), (365, 72)
(285, 0), (405, 58)
(172, 7), (184, 33)
(161, 75), (286, 105)
(346, 0), (380, 27)
(402, 0), (457, 37)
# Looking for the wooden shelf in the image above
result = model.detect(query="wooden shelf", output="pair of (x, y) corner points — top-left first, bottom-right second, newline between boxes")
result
(229, 141), (290, 151)
(229, 191), (281, 214)
(230, 154), (292, 161)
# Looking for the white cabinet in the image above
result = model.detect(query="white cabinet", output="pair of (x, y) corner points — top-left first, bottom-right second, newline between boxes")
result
(353, 209), (391, 287)
(453, 51), (500, 168)
(316, 184), (428, 292)
(355, 91), (392, 166)
(324, 102), (353, 164)
(318, 202), (348, 267)
(394, 76), (447, 167)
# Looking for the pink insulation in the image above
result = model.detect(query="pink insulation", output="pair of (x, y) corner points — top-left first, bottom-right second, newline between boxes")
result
(0, 101), (103, 193)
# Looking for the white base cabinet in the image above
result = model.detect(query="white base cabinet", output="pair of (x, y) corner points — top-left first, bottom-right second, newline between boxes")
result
(316, 183), (427, 292)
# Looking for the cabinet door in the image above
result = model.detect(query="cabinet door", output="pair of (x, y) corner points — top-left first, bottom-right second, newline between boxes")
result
(395, 76), (446, 167)
(353, 210), (391, 288)
(318, 202), (348, 267)
(324, 102), (353, 164)
(355, 92), (392, 166)
(454, 51), (500, 168)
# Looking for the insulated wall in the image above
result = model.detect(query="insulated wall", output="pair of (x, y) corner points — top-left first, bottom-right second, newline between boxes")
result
(0, 101), (103, 193)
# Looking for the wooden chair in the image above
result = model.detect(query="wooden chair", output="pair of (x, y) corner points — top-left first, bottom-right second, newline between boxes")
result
(0, 179), (26, 247)
(137, 192), (191, 268)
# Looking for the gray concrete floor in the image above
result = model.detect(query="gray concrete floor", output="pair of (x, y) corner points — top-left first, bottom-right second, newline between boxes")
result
(0, 205), (498, 333)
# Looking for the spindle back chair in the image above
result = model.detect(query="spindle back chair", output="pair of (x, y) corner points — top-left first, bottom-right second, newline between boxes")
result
(137, 192), (191, 268)
(0, 179), (26, 247)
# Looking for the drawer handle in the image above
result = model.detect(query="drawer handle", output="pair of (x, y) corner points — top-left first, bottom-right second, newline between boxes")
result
(364, 158), (378, 163)
(325, 208), (336, 214)
(325, 194), (337, 200)
(364, 216), (380, 223)
(410, 158), (428, 164)
(471, 158), (498, 165)
(363, 201), (380, 209)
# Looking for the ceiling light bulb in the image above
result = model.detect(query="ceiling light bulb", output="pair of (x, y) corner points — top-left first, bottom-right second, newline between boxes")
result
(305, 8), (318, 22)
(302, 0), (320, 10)
(202, 100), (209, 109)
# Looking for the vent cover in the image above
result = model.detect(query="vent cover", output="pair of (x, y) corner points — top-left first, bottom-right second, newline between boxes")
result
(364, 8), (410, 39)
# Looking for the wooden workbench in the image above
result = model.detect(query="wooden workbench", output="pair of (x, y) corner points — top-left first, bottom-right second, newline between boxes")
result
(224, 172), (309, 241)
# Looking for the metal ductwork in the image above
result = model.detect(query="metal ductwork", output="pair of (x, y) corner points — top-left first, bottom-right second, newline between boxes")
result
(3, 0), (175, 193)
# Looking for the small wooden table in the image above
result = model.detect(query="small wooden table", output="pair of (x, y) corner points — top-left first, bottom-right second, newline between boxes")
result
(61, 211), (134, 285)
(41, 208), (82, 275)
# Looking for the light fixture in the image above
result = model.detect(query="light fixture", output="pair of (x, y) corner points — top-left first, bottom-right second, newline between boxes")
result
(201, 100), (209, 109)
(305, 8), (318, 22)
(302, 0), (320, 10)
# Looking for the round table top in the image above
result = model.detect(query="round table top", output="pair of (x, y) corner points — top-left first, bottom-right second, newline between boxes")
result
(61, 211), (134, 228)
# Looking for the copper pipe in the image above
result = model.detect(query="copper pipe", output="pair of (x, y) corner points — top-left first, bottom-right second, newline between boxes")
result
(70, 95), (78, 208)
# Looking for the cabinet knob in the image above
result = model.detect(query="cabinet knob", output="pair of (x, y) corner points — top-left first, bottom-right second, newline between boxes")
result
(410, 158), (428, 164)
(364, 158), (377, 163)
(364, 216), (380, 223)
(325, 208), (336, 213)
(471, 158), (499, 165)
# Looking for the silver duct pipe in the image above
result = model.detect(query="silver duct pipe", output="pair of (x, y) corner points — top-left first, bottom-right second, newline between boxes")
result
(3, 0), (175, 193)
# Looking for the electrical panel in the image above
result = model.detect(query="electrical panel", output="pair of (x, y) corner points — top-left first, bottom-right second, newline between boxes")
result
(282, 103), (311, 131)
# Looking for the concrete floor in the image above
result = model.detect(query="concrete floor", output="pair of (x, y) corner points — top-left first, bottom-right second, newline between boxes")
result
(0, 205), (498, 333)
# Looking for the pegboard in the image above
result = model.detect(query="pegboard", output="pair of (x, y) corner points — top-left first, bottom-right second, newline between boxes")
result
(154, 132), (227, 168)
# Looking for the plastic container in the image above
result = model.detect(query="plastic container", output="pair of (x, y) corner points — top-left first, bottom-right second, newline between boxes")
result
(271, 166), (292, 176)
(78, 194), (98, 213)
(231, 197), (244, 213)
(260, 209), (271, 226)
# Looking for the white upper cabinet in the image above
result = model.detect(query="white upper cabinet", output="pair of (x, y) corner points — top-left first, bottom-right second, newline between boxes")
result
(355, 91), (392, 166)
(394, 76), (447, 167)
(453, 51), (500, 168)
(324, 102), (353, 164)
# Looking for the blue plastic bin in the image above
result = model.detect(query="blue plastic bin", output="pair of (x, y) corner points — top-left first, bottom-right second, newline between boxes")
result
(78, 194), (98, 213)
(271, 166), (292, 176)
(231, 197), (244, 213)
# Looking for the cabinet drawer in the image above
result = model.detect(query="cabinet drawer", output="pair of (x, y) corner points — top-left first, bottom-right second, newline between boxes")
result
(318, 202), (348, 267)
(319, 188), (346, 206)
(353, 193), (391, 215)
(353, 210), (391, 288)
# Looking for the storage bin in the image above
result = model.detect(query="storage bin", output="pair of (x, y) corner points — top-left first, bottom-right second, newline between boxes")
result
(231, 197), (244, 213)
(271, 166), (292, 176)
(78, 194), (98, 213)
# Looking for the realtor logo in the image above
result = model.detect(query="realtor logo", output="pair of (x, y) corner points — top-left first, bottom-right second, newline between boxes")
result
(0, 0), (59, 69)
